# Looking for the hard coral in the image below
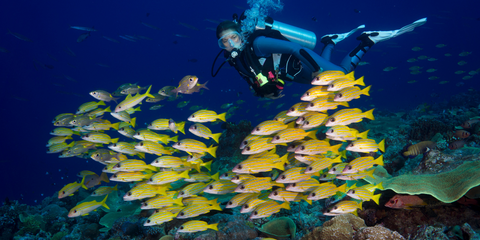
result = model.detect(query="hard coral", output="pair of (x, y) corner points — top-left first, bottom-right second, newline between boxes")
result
(408, 119), (450, 141)
(353, 225), (405, 240)
(301, 214), (366, 240)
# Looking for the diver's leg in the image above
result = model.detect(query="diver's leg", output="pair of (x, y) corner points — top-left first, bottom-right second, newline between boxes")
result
(320, 25), (365, 61)
(339, 18), (427, 72)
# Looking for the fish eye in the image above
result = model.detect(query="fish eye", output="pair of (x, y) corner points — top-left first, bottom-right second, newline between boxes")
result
(113, 144), (117, 147)
(155, 160), (159, 163)
(93, 191), (96, 194)
(140, 142), (144, 146)
(191, 115), (195, 118)
(222, 173), (228, 177)
(180, 212), (184, 216)
(334, 206), (338, 210)
(237, 165), (242, 170)
(149, 178), (153, 182)
(308, 167), (313, 171)
(347, 166), (352, 170)
(189, 78), (194, 82)
(332, 168), (337, 172)
(180, 226), (184, 230)
(240, 185), (245, 189)
(390, 200), (395, 203)
(254, 211), (258, 215)
(62, 191), (65, 194)
(351, 190), (355, 194)
(292, 183), (296, 187)
(118, 106), (122, 109)
(74, 210), (77, 213)
(245, 147), (251, 151)
(348, 143), (354, 147)
(255, 127), (260, 131)
(144, 203), (148, 206)
(275, 136), (280, 140)
(337, 93), (342, 97)
(116, 164), (121, 168)
(244, 204), (249, 208)
(193, 126), (197, 130)
(330, 118), (335, 122)
(72, 120), (76, 123)
(77, 109), (80, 112)
(243, 141), (248, 145)
(306, 92), (310, 96)
(311, 193), (316, 197)
(301, 146), (305, 150)
(290, 107), (295, 112)
(95, 154), (99, 157)
(309, 103), (314, 107)
(179, 191), (184, 195)
(273, 191), (278, 196)
(209, 185), (213, 189)
(281, 175), (286, 180)
(305, 121), (310, 125)
(127, 192), (132, 196)
(146, 220), (151, 223)
(329, 84), (334, 88)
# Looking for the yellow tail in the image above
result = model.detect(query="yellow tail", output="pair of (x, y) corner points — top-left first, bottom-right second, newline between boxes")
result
(363, 109), (375, 120)
(130, 117), (137, 128)
(211, 132), (222, 143)
(371, 193), (381, 205)
(217, 112), (226, 122)
(207, 145), (218, 158)
(104, 106), (112, 112)
(100, 194), (110, 209)
(97, 100), (106, 106)
(357, 130), (369, 139)
(210, 172), (220, 181)
(329, 143), (342, 155)
(280, 201), (291, 210)
(100, 172), (110, 183)
(177, 121), (186, 134)
(208, 223), (219, 231)
(145, 85), (155, 99)
(378, 139), (385, 153)
(362, 85), (371, 96)
(374, 155), (384, 166)
(354, 76), (365, 86)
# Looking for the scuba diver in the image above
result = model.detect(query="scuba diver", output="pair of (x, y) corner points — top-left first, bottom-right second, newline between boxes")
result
(211, 14), (427, 99)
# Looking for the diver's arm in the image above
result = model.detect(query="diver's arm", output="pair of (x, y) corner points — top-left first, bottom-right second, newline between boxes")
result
(253, 36), (345, 72)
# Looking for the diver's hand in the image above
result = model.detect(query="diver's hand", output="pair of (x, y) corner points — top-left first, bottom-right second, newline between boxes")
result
(264, 91), (285, 100)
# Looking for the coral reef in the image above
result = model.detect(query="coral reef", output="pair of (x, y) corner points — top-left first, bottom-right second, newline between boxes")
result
(353, 225), (405, 240)
(301, 214), (366, 240)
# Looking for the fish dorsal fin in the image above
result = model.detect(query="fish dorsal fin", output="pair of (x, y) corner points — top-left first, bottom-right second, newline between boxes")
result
(125, 94), (132, 100)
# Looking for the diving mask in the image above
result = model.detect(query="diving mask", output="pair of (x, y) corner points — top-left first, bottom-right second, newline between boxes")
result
(218, 31), (244, 50)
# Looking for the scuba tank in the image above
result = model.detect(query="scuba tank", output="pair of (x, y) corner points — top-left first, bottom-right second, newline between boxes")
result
(256, 16), (317, 50)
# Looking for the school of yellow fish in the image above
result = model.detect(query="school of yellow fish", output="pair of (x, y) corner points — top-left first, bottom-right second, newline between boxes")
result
(47, 71), (385, 234)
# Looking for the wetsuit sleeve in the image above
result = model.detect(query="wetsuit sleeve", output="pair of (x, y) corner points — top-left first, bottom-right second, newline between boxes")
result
(253, 36), (345, 72)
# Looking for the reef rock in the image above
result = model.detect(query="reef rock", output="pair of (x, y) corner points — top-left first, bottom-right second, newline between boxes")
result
(301, 214), (366, 240)
(353, 225), (405, 240)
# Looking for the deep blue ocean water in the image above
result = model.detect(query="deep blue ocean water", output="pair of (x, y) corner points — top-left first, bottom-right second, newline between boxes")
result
(0, 0), (478, 205)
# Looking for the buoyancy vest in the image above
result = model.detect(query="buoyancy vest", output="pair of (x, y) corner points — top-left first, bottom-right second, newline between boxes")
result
(227, 29), (302, 97)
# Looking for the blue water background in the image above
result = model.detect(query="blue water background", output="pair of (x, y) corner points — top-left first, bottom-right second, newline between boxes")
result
(0, 0), (478, 205)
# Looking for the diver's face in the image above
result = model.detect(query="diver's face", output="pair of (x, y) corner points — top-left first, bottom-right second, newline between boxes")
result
(219, 29), (242, 52)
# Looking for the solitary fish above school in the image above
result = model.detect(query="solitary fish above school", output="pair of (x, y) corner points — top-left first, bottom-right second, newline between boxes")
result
(188, 110), (226, 123)
(115, 85), (154, 112)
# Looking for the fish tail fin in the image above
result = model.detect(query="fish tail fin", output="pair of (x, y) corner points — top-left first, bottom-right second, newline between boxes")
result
(365, 169), (376, 179)
(337, 183), (347, 193)
(280, 201), (291, 210)
(169, 135), (179, 143)
(208, 223), (219, 231)
(203, 160), (213, 172)
(355, 76), (365, 86)
(136, 152), (145, 159)
(80, 175), (88, 190)
(378, 139), (385, 153)
(210, 172), (220, 181)
(346, 71), (355, 80)
(100, 172), (110, 183)
(330, 143), (342, 155)
(192, 162), (201, 173)
(332, 155), (343, 163)
(340, 101), (350, 107)
(211, 132), (222, 144)
(65, 136), (73, 140)
(147, 165), (158, 172)
(177, 121), (186, 134)
(207, 145), (218, 158)
(113, 184), (118, 191)
(145, 85), (155, 98)
(306, 129), (318, 140)
(273, 182), (285, 188)
(179, 170), (190, 179)
(209, 198), (219, 206)
(104, 106), (111, 113)
(302, 194), (313, 205)
(375, 182), (384, 190)
(174, 197), (184, 206)
(371, 193), (381, 205)
(374, 155), (384, 166)
(97, 100), (106, 106)
(111, 122), (120, 131)
(274, 160), (285, 171)
(217, 112), (226, 122)
(201, 81), (209, 90)
(101, 194), (110, 209)
(134, 106), (141, 112)
(357, 129), (369, 139)
(130, 117), (137, 128)
(362, 85), (371, 96)
(363, 108), (375, 120)
(210, 201), (222, 211)
(339, 150), (347, 159)
(111, 138), (119, 144)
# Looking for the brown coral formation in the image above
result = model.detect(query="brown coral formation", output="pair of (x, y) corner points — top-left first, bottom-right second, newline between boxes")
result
(301, 214), (366, 240)
(353, 225), (405, 240)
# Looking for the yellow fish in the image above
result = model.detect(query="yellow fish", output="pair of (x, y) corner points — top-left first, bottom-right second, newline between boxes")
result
(188, 109), (226, 122)
(325, 108), (375, 127)
(114, 85), (154, 112)
(58, 175), (87, 199)
(68, 195), (109, 217)
(177, 220), (219, 233)
(311, 71), (354, 86)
